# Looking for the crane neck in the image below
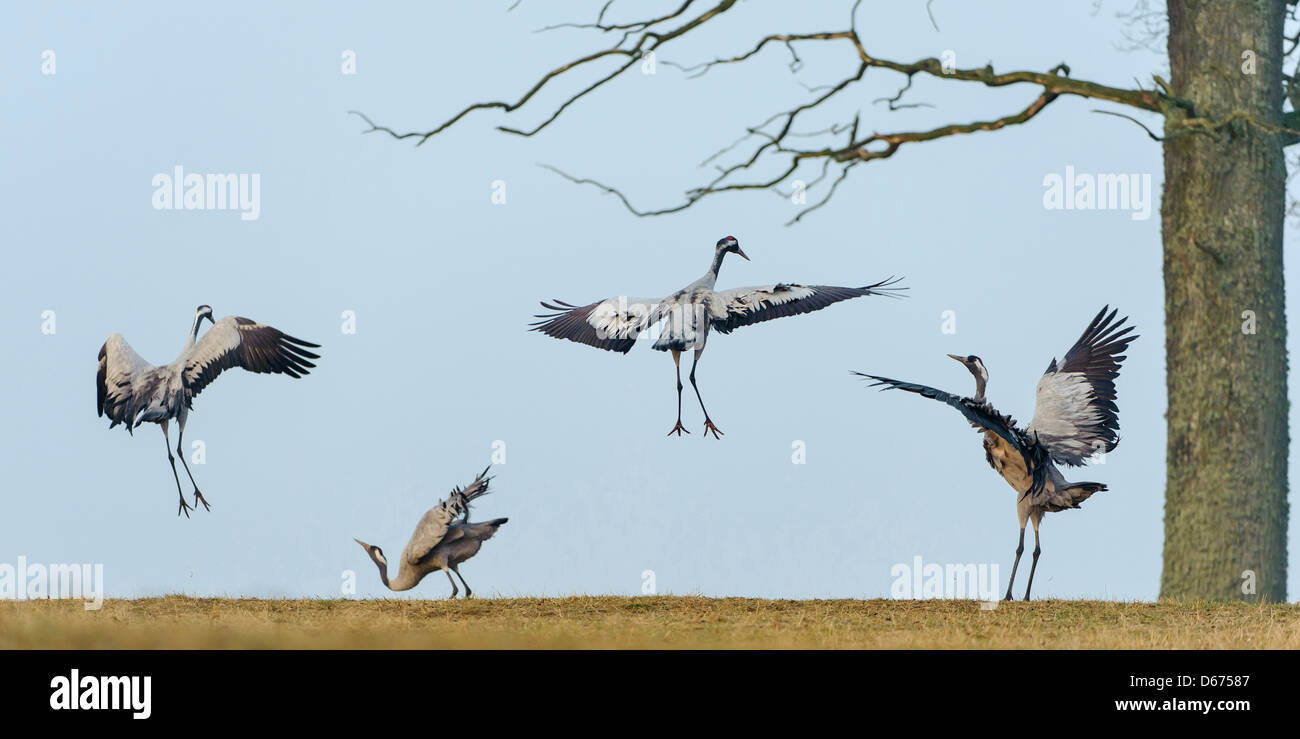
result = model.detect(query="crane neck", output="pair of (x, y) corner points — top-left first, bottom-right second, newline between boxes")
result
(708, 248), (727, 278)
(972, 374), (987, 403)
(372, 557), (418, 592)
(184, 313), (204, 350)
(703, 249), (731, 286)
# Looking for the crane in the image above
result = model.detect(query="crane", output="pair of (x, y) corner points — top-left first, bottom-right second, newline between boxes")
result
(96, 305), (320, 517)
(531, 235), (905, 438)
(354, 467), (508, 598)
(853, 306), (1137, 600)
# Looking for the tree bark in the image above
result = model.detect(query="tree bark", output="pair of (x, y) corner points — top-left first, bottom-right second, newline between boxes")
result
(1161, 0), (1288, 602)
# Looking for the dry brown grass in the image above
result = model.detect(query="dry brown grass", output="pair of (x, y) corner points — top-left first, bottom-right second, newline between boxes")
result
(2, 596), (1297, 649)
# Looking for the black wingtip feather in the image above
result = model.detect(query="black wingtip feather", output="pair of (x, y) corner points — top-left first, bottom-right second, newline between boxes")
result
(282, 334), (321, 349)
(860, 275), (909, 298)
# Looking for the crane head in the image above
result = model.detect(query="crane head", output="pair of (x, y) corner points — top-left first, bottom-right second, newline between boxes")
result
(947, 353), (988, 383)
(353, 538), (386, 566)
(195, 305), (215, 325)
(715, 235), (749, 261)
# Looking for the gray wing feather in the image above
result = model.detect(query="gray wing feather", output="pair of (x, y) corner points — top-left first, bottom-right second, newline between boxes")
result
(96, 333), (164, 432)
(708, 277), (905, 334)
(404, 468), (494, 564)
(182, 316), (320, 405)
(447, 519), (508, 543)
(403, 500), (462, 565)
(854, 371), (1050, 498)
(1027, 307), (1137, 466)
(529, 296), (663, 354)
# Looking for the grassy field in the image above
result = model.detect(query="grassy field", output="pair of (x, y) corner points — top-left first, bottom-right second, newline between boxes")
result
(3, 596), (1298, 648)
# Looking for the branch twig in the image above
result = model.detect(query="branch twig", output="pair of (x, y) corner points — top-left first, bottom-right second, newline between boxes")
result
(355, 0), (1189, 221)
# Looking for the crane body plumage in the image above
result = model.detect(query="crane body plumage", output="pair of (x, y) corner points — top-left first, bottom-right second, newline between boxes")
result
(355, 468), (507, 597)
(96, 305), (320, 517)
(531, 235), (905, 437)
(855, 306), (1136, 600)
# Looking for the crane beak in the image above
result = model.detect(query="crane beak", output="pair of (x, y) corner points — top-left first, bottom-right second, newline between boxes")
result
(946, 353), (966, 365)
(735, 247), (750, 261)
(353, 538), (369, 550)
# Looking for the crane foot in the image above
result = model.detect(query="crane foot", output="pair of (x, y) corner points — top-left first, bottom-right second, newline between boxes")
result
(177, 497), (193, 518)
(193, 490), (211, 512)
(702, 420), (724, 439)
(667, 420), (691, 436)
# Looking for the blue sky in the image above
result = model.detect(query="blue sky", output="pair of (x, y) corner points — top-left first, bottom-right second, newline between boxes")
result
(2, 1), (1293, 601)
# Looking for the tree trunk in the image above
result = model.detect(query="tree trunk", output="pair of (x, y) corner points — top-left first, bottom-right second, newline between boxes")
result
(1160, 0), (1288, 602)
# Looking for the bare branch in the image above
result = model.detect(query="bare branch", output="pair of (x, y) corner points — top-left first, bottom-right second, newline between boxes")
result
(535, 0), (697, 49)
(357, 2), (1189, 222)
(352, 0), (740, 145)
(831, 89), (1061, 164)
(660, 31), (853, 79)
(349, 110), (426, 142)
(1092, 108), (1163, 141)
(1171, 109), (1300, 144)
(531, 88), (1058, 221)
(873, 73), (935, 110)
(789, 161), (858, 225)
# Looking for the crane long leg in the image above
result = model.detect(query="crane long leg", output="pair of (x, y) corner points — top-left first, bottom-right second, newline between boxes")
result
(161, 422), (193, 519)
(667, 350), (690, 436)
(175, 427), (210, 512)
(1003, 527), (1025, 601)
(1023, 526), (1042, 601)
(444, 570), (459, 599)
(452, 566), (472, 598)
(689, 348), (722, 439)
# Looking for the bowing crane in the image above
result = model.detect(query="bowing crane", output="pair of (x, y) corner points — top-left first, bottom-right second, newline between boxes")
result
(854, 306), (1137, 600)
(354, 467), (508, 598)
(96, 305), (321, 517)
(531, 235), (905, 438)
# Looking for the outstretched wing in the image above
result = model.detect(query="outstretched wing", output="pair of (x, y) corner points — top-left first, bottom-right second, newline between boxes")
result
(182, 316), (320, 403)
(708, 277), (905, 334)
(406, 468), (494, 563)
(529, 296), (662, 354)
(1027, 307), (1137, 466)
(853, 372), (1048, 497)
(448, 466), (493, 522)
(404, 499), (462, 565)
(97, 333), (163, 432)
(440, 518), (509, 546)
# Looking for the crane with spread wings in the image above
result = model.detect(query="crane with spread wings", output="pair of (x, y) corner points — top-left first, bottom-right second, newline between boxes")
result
(96, 305), (320, 517)
(854, 307), (1137, 600)
(531, 235), (905, 438)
